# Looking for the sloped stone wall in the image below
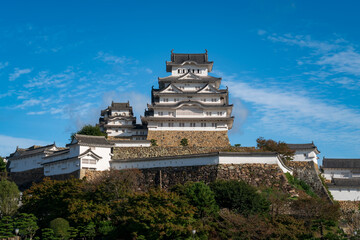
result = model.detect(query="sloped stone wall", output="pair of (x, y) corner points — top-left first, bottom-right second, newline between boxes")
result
(147, 130), (230, 147)
(288, 161), (332, 201)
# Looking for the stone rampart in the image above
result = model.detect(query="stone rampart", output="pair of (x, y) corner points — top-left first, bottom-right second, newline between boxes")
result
(288, 161), (332, 201)
(7, 168), (44, 190)
(113, 146), (257, 160)
(85, 163), (294, 193)
(147, 130), (230, 147)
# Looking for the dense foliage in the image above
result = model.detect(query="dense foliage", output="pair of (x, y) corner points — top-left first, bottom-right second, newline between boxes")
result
(71, 124), (106, 141)
(0, 156), (6, 172)
(210, 180), (270, 216)
(0, 170), (348, 239)
(0, 179), (20, 217)
(256, 137), (295, 161)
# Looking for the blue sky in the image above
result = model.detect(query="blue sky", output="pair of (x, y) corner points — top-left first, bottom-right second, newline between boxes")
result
(1, 0), (360, 163)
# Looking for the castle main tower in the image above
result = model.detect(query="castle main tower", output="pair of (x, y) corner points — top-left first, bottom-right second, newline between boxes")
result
(141, 50), (234, 147)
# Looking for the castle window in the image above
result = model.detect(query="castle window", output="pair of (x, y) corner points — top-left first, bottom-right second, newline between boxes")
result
(169, 112), (175, 117)
(212, 123), (217, 127)
(183, 69), (185, 73)
(178, 69), (180, 73)
(190, 123), (196, 127)
(202, 99), (206, 102)
(211, 98), (217, 102)
(217, 112), (223, 116)
(192, 69), (195, 73)
(179, 123), (185, 127)
(168, 123), (174, 127)
(201, 123), (206, 127)
(158, 112), (163, 116)
(206, 112), (212, 116)
(188, 68), (190, 72)
(197, 69), (200, 73)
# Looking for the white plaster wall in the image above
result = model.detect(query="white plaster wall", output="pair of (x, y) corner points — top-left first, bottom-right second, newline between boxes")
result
(44, 159), (80, 176)
(114, 142), (151, 147)
(111, 110), (130, 116)
(219, 155), (278, 165)
(111, 155), (219, 170)
(323, 169), (352, 180)
(79, 146), (111, 171)
(292, 150), (318, 164)
(172, 66), (208, 76)
(9, 154), (44, 172)
(329, 188), (360, 201)
(111, 154), (284, 172)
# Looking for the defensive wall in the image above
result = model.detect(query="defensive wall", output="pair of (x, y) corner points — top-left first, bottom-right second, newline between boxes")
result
(146, 130), (230, 147)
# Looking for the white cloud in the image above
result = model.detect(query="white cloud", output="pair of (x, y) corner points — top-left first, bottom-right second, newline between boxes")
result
(96, 51), (132, 64)
(145, 68), (153, 74)
(0, 61), (8, 69)
(27, 111), (47, 115)
(24, 69), (74, 88)
(317, 49), (360, 76)
(15, 99), (42, 109)
(9, 68), (32, 81)
(257, 29), (267, 36)
(0, 135), (48, 157)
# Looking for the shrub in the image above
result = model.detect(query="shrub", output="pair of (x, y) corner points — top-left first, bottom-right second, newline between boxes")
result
(172, 182), (218, 218)
(50, 218), (70, 239)
(210, 180), (270, 216)
(180, 138), (188, 146)
(285, 173), (317, 198)
(150, 139), (157, 146)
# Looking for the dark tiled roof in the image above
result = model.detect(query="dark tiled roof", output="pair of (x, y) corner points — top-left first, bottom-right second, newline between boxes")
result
(323, 158), (360, 168)
(171, 52), (210, 64)
(331, 178), (360, 187)
(68, 134), (113, 147)
(43, 148), (70, 158)
(111, 102), (131, 110)
(8, 144), (57, 160)
(287, 143), (320, 153)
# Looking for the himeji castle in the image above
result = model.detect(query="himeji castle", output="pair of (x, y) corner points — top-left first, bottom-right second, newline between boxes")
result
(141, 50), (234, 147)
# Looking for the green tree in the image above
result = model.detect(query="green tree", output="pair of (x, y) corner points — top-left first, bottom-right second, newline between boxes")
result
(71, 125), (106, 141)
(256, 137), (295, 161)
(78, 222), (96, 240)
(41, 228), (56, 240)
(0, 156), (6, 172)
(0, 179), (20, 217)
(112, 189), (196, 240)
(0, 216), (15, 238)
(172, 182), (218, 219)
(50, 218), (70, 240)
(21, 178), (111, 227)
(210, 180), (270, 216)
(14, 213), (39, 240)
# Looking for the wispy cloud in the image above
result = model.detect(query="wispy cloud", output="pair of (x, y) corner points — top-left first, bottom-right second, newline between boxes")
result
(24, 68), (74, 88)
(9, 68), (32, 81)
(95, 51), (134, 65)
(0, 62), (9, 69)
(264, 32), (360, 89)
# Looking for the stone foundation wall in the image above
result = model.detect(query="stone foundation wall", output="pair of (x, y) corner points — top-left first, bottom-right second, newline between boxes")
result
(113, 146), (258, 160)
(7, 168), (44, 190)
(85, 164), (294, 194)
(288, 161), (332, 201)
(147, 130), (230, 147)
